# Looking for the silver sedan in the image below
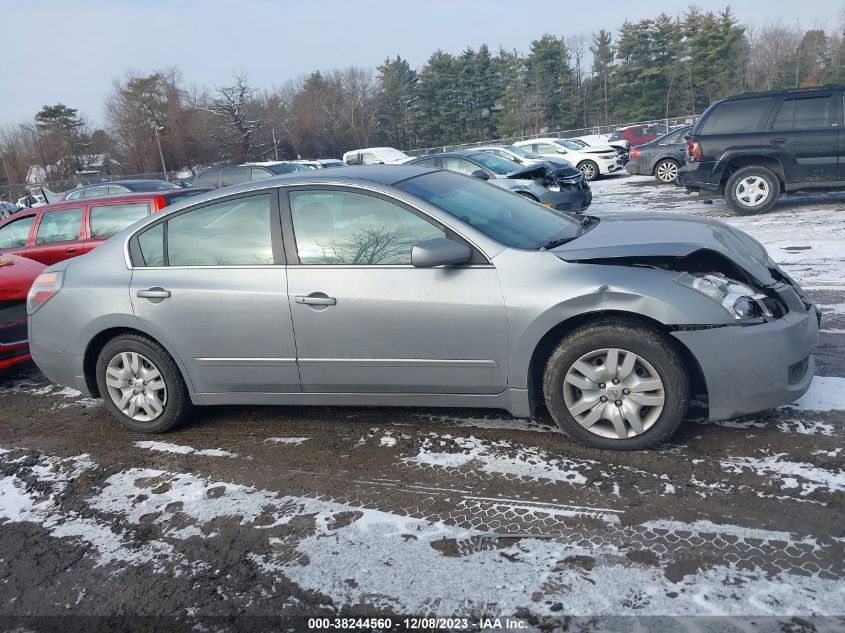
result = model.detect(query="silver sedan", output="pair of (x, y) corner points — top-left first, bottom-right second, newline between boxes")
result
(27, 166), (818, 450)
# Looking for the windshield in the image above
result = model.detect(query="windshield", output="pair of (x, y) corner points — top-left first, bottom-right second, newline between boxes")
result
(379, 148), (410, 162)
(555, 139), (582, 151)
(569, 139), (588, 148)
(469, 152), (522, 175)
(395, 171), (580, 249)
(503, 145), (541, 160)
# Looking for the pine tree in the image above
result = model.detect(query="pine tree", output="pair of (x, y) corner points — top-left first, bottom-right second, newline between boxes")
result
(376, 56), (419, 149)
(590, 29), (615, 125)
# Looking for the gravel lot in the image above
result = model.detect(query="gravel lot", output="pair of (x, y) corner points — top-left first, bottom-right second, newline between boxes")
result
(1, 175), (843, 632)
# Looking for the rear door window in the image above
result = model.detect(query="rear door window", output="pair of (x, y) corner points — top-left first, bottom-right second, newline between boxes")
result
(34, 208), (83, 244)
(82, 186), (110, 198)
(251, 168), (273, 180)
(221, 167), (251, 186)
(701, 98), (772, 134)
(89, 202), (150, 238)
(194, 171), (219, 187)
(0, 215), (36, 249)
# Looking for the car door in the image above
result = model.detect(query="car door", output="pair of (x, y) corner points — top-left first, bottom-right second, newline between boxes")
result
(25, 207), (85, 265)
(0, 213), (37, 257)
(84, 200), (151, 254)
(282, 186), (509, 394)
(766, 92), (839, 184)
(129, 189), (300, 394)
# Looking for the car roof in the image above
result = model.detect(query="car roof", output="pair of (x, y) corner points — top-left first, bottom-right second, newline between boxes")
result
(72, 179), (171, 189)
(723, 85), (845, 102)
(412, 150), (487, 159)
(29, 190), (195, 213)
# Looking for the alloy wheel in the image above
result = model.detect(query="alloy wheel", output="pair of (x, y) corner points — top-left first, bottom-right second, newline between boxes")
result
(735, 176), (770, 208)
(562, 347), (665, 440)
(105, 351), (167, 422)
(579, 163), (597, 180)
(656, 160), (678, 183)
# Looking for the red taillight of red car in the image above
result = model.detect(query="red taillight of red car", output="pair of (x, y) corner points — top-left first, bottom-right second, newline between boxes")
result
(153, 195), (167, 211)
(630, 148), (640, 159)
(688, 140), (702, 162)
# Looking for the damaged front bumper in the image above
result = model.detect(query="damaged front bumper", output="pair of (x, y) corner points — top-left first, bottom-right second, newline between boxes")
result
(672, 303), (820, 420)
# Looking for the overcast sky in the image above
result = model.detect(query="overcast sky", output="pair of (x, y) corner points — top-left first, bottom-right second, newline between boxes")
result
(1, 0), (841, 126)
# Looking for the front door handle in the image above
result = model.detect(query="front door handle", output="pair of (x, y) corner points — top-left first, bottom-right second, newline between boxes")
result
(66, 247), (78, 254)
(770, 138), (786, 145)
(137, 287), (171, 299)
(295, 294), (337, 306)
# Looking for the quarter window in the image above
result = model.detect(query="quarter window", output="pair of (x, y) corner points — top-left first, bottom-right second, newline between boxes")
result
(35, 208), (82, 244)
(89, 202), (150, 238)
(772, 96), (833, 130)
(166, 193), (274, 266)
(289, 190), (444, 265)
(440, 157), (480, 175)
(0, 215), (35, 249)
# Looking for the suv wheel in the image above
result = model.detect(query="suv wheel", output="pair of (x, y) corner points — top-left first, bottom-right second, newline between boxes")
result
(542, 320), (689, 450)
(654, 159), (679, 184)
(95, 333), (192, 433)
(578, 160), (599, 181)
(725, 166), (780, 215)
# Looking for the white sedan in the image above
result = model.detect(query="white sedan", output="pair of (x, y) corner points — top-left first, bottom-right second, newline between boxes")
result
(514, 138), (623, 181)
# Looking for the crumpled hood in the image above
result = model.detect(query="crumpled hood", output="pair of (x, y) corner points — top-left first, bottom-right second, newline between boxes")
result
(552, 213), (775, 285)
(507, 160), (581, 181)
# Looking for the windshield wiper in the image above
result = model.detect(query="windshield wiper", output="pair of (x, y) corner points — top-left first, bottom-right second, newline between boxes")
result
(537, 216), (593, 250)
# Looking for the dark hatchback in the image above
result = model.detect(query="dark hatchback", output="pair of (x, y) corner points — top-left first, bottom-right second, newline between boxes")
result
(407, 150), (592, 212)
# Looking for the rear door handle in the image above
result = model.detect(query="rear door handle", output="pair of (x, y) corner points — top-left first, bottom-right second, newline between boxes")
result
(137, 287), (171, 299)
(770, 138), (786, 145)
(66, 247), (78, 254)
(294, 294), (336, 306)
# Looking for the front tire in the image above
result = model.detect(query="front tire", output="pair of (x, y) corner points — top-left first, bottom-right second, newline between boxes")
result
(654, 158), (679, 184)
(578, 160), (599, 181)
(725, 166), (780, 215)
(95, 333), (192, 433)
(542, 320), (689, 450)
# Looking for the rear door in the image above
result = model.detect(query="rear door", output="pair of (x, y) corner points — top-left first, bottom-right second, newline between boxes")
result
(129, 190), (300, 394)
(84, 200), (151, 253)
(765, 92), (838, 185)
(25, 207), (84, 265)
(0, 212), (37, 257)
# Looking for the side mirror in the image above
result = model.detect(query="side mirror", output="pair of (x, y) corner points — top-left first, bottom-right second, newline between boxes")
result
(470, 170), (490, 181)
(411, 238), (472, 268)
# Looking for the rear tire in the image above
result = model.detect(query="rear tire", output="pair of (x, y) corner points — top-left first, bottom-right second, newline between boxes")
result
(542, 320), (689, 450)
(654, 158), (680, 184)
(95, 333), (192, 433)
(578, 160), (599, 181)
(725, 166), (780, 215)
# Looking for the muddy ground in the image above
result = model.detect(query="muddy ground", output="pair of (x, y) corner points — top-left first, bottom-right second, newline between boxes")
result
(1, 175), (843, 633)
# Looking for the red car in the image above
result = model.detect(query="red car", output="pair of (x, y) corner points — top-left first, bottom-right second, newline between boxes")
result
(0, 188), (209, 266)
(0, 254), (46, 370)
(608, 123), (669, 148)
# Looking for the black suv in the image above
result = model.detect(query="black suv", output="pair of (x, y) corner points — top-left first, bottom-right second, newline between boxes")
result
(679, 87), (844, 214)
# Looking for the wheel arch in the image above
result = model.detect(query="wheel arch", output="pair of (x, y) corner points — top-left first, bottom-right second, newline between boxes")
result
(82, 324), (196, 399)
(719, 155), (786, 191)
(526, 310), (708, 415)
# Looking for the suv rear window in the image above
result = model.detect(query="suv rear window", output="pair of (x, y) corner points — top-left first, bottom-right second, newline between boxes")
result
(701, 98), (772, 134)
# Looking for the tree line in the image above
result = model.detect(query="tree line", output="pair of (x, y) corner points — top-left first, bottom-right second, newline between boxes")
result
(2, 5), (844, 185)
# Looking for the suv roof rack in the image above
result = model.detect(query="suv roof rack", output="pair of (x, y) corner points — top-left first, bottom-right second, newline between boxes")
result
(724, 85), (845, 102)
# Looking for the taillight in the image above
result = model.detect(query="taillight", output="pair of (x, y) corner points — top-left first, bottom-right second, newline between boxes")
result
(27, 271), (64, 315)
(153, 195), (167, 211)
(688, 140), (702, 162)
(630, 148), (640, 158)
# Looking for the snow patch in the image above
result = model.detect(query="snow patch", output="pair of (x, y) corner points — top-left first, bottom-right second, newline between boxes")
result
(721, 453), (845, 496)
(267, 437), (309, 445)
(788, 376), (845, 412)
(134, 441), (237, 458)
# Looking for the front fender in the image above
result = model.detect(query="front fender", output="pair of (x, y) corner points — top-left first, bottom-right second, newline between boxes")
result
(492, 250), (734, 389)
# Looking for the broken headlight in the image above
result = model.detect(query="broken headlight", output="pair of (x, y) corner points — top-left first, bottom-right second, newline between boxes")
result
(675, 273), (770, 322)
